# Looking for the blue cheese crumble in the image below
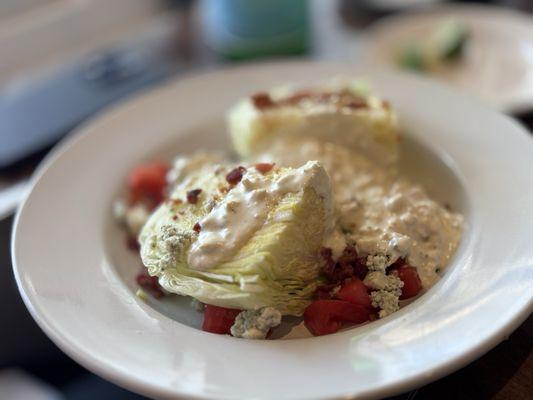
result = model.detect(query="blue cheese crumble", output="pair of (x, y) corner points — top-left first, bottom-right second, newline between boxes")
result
(366, 272), (404, 318)
(366, 253), (391, 272)
(364, 271), (403, 292)
(365, 253), (404, 318)
(230, 307), (282, 339)
(370, 290), (401, 318)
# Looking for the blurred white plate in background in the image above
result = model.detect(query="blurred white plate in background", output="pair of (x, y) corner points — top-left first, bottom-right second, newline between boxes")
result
(12, 61), (533, 399)
(361, 4), (533, 114)
(360, 0), (444, 11)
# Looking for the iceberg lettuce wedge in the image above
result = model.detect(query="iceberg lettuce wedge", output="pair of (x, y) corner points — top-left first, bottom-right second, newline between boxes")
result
(139, 158), (332, 316)
(229, 82), (399, 166)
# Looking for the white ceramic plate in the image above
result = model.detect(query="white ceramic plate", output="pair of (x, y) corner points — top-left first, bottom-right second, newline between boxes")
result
(12, 61), (533, 400)
(360, 4), (533, 114)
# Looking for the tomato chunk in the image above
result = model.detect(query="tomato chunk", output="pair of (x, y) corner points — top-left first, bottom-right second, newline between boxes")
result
(135, 269), (164, 298)
(202, 305), (241, 334)
(304, 300), (370, 336)
(128, 162), (170, 207)
(394, 264), (423, 300)
(337, 278), (372, 309)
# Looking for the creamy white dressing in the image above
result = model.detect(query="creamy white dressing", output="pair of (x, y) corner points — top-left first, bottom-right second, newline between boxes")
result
(258, 138), (463, 289)
(188, 161), (333, 271)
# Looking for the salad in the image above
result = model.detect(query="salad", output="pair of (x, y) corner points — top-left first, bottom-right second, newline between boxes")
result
(114, 80), (463, 339)
(396, 19), (470, 72)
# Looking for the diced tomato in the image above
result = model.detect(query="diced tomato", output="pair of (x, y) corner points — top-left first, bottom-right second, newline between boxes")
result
(126, 236), (140, 251)
(136, 269), (164, 298)
(303, 300), (370, 336)
(337, 278), (372, 309)
(128, 162), (170, 207)
(202, 305), (241, 335)
(394, 264), (423, 300)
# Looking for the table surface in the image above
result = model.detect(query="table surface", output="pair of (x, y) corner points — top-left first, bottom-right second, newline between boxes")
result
(1, 1), (532, 399)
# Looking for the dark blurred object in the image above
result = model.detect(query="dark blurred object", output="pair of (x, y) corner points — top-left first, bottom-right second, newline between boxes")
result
(340, 0), (532, 28)
(351, 0), (533, 13)
(199, 0), (309, 59)
(357, 0), (446, 12)
(497, 0), (533, 12)
(517, 111), (533, 131)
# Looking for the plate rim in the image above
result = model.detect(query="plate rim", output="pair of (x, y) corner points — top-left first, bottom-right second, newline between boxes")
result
(11, 59), (533, 400)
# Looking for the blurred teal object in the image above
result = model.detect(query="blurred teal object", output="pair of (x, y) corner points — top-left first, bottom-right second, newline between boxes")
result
(200, 0), (309, 59)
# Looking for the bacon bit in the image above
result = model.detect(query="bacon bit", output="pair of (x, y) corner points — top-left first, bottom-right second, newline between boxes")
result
(329, 263), (354, 283)
(316, 92), (334, 103)
(254, 162), (275, 174)
(136, 269), (164, 298)
(388, 257), (406, 272)
(346, 98), (367, 109)
(186, 189), (202, 204)
(251, 89), (373, 112)
(338, 245), (358, 262)
(320, 246), (351, 282)
(193, 222), (201, 233)
(353, 262), (369, 280)
(314, 283), (338, 300)
(172, 215), (178, 221)
(320, 245), (368, 283)
(251, 92), (275, 109)
(170, 198), (183, 206)
(126, 236), (140, 252)
(226, 166), (247, 185)
(320, 247), (333, 261)
(341, 245), (368, 280)
(282, 91), (314, 105)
